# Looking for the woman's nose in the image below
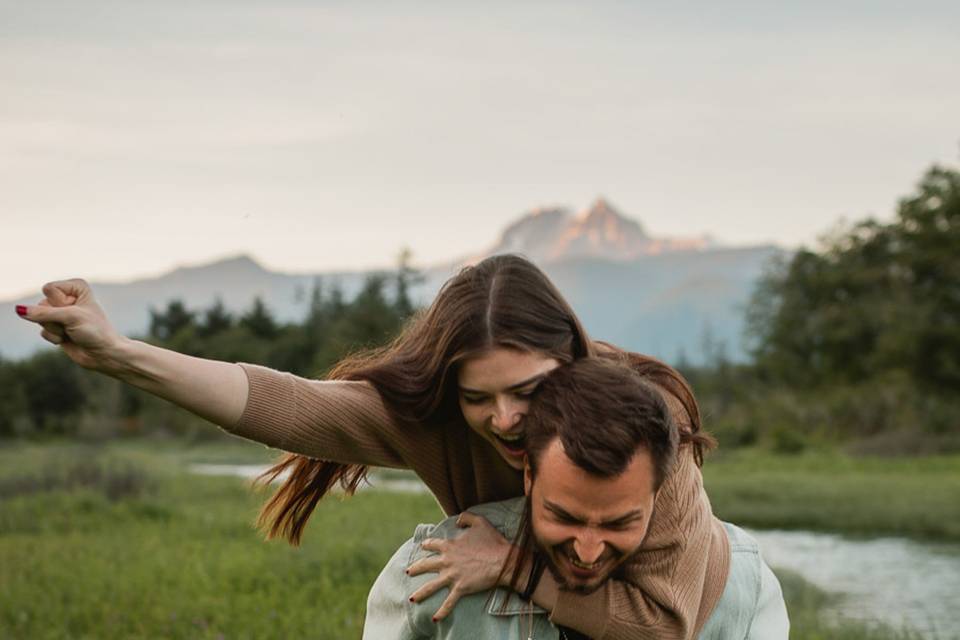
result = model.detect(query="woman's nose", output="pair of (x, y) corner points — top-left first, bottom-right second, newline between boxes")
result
(490, 399), (521, 432)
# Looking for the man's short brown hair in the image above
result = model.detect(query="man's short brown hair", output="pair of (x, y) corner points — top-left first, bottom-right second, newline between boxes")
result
(524, 357), (679, 489)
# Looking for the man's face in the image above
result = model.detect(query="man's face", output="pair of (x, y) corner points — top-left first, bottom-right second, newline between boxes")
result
(524, 439), (657, 594)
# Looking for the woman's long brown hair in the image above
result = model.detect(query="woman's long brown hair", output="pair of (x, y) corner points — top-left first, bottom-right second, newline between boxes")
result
(255, 254), (711, 545)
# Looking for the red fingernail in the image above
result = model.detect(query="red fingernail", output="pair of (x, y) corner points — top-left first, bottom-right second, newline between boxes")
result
(432, 617), (438, 623)
(408, 597), (415, 602)
(15, 305), (27, 317)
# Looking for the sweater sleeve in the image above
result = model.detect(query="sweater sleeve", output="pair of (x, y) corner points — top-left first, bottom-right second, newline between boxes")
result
(225, 363), (412, 468)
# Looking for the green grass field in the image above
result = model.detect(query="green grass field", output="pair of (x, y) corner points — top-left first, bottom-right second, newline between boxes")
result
(0, 440), (442, 639)
(704, 449), (960, 541)
(1, 439), (956, 639)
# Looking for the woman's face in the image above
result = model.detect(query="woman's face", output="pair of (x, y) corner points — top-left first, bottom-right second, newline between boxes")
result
(457, 347), (561, 470)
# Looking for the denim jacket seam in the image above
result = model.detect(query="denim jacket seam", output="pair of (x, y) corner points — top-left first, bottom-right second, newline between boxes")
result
(739, 551), (763, 639)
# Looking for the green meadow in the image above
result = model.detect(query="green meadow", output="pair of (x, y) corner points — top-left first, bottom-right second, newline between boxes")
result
(704, 449), (960, 541)
(1, 440), (956, 639)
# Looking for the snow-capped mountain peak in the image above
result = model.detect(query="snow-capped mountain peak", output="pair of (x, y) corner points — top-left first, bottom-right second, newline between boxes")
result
(482, 197), (706, 262)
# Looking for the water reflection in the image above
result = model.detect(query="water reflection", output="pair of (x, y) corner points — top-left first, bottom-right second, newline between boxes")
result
(750, 529), (960, 637)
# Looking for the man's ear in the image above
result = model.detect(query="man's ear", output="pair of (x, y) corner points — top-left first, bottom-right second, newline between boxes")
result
(523, 457), (532, 496)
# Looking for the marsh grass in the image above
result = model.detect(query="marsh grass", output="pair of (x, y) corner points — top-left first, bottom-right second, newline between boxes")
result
(0, 457), (152, 502)
(704, 449), (960, 541)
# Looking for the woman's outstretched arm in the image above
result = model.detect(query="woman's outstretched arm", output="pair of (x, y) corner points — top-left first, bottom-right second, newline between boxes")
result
(17, 278), (248, 428)
(17, 279), (424, 470)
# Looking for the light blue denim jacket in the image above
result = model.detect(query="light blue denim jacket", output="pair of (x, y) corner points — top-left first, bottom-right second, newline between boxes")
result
(363, 498), (788, 639)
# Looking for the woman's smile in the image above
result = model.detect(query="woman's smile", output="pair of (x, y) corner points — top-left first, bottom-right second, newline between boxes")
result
(492, 429), (526, 453)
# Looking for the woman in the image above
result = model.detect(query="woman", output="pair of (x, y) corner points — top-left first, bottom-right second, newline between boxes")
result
(17, 255), (728, 640)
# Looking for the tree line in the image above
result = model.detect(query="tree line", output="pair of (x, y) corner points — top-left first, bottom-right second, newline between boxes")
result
(682, 163), (959, 454)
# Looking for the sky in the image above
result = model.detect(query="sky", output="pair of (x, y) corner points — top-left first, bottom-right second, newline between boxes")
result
(3, 0), (959, 300)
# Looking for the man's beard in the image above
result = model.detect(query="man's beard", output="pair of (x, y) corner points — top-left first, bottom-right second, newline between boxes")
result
(539, 540), (629, 595)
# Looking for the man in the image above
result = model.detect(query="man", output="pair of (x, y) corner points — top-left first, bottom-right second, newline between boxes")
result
(363, 359), (789, 639)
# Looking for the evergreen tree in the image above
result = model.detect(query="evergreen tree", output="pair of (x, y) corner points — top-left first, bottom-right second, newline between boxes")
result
(149, 300), (196, 342)
(0, 356), (27, 437)
(338, 274), (401, 348)
(394, 247), (423, 320)
(240, 296), (278, 339)
(198, 298), (234, 338)
(18, 351), (85, 434)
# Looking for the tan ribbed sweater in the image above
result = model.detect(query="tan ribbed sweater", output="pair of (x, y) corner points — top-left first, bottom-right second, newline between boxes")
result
(231, 363), (730, 640)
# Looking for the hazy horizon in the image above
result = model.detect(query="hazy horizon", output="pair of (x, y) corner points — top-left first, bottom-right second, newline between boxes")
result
(4, 0), (959, 300)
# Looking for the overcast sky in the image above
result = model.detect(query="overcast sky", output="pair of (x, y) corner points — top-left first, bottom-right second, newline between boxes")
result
(3, 0), (959, 300)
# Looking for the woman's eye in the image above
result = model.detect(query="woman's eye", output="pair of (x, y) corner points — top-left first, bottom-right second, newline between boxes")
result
(462, 395), (487, 405)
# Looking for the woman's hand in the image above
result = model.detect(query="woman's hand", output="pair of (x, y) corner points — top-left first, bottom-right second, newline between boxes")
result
(16, 279), (126, 372)
(16, 279), (249, 427)
(406, 512), (516, 622)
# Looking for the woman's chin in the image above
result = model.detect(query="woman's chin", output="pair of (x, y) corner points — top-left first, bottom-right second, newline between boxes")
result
(496, 444), (527, 469)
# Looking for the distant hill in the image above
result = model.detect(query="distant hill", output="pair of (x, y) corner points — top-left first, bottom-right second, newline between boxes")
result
(1, 202), (783, 363)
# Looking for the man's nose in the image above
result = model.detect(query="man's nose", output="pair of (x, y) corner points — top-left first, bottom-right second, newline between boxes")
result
(573, 532), (604, 565)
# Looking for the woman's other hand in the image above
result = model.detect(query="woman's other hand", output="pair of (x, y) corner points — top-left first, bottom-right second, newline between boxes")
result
(16, 279), (126, 372)
(406, 512), (515, 622)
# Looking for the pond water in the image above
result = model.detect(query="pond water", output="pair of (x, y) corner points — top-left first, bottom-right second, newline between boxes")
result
(191, 463), (959, 637)
(749, 529), (960, 638)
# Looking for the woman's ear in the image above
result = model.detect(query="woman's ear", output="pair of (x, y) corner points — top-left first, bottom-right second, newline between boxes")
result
(523, 458), (532, 495)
